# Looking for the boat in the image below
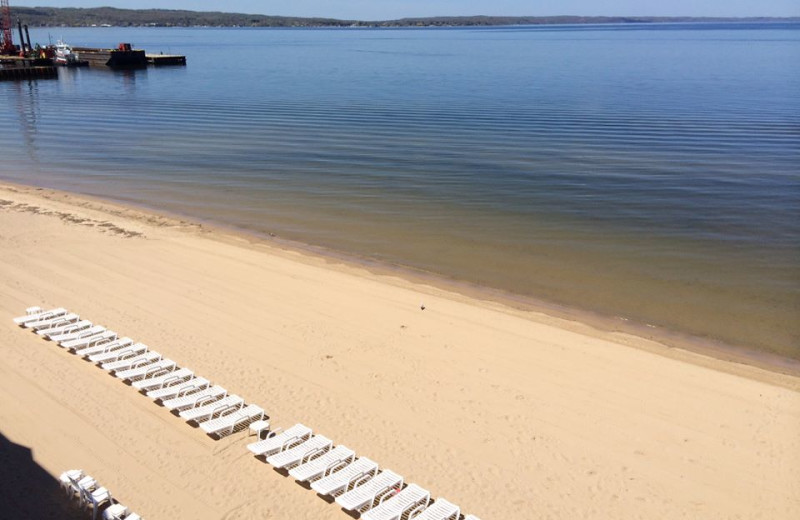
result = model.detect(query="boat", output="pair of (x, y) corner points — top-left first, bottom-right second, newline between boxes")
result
(53, 40), (87, 67)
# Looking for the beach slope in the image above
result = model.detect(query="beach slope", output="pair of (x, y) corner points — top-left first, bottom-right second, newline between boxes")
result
(0, 183), (798, 519)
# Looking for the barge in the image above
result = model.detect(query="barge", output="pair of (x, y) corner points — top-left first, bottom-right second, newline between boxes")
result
(72, 43), (147, 69)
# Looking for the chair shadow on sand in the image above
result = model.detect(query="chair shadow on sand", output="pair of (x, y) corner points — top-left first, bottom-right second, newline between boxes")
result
(0, 431), (86, 519)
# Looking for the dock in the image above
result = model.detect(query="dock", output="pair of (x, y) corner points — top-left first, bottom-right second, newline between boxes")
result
(0, 56), (58, 81)
(146, 54), (186, 66)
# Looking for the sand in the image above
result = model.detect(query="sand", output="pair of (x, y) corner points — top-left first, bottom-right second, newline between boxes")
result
(0, 182), (798, 520)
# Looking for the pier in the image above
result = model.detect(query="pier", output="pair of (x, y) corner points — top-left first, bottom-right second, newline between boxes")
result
(0, 56), (57, 81)
(1, 45), (186, 80)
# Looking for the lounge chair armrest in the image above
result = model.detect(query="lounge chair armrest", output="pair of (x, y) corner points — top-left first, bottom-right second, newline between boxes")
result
(325, 458), (350, 477)
(280, 434), (300, 452)
(158, 375), (180, 389)
(192, 394), (215, 409)
(117, 349), (136, 360)
(407, 502), (427, 519)
(149, 367), (171, 379)
(349, 471), (371, 491)
(131, 358), (149, 369)
(214, 403), (235, 416)
(226, 409), (255, 435)
(177, 384), (199, 397)
(301, 446), (325, 465)
(376, 485), (399, 508)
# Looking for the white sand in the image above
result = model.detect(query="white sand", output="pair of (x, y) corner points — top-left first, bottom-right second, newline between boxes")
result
(1, 182), (798, 519)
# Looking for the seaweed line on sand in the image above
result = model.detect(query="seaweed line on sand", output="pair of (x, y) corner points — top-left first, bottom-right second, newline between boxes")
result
(0, 199), (145, 239)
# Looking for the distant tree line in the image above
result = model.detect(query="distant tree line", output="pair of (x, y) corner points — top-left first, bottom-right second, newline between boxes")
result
(9, 7), (798, 28)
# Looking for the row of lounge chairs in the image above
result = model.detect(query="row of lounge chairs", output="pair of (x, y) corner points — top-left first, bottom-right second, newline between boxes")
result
(14, 306), (266, 438)
(58, 469), (142, 520)
(17, 306), (482, 519)
(245, 423), (480, 520)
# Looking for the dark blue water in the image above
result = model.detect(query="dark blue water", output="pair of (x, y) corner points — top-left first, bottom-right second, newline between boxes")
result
(2, 24), (799, 358)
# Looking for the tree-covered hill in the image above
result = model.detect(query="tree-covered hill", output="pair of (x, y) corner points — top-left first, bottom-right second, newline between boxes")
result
(9, 6), (797, 28)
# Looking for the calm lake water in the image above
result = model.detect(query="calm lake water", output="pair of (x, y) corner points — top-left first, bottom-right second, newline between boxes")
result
(2, 24), (799, 359)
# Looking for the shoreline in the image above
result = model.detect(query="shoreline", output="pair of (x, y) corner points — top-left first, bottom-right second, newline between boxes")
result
(2, 179), (799, 383)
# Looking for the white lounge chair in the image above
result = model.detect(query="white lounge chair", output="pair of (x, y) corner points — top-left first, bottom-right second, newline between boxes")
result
(59, 469), (84, 496)
(14, 307), (66, 326)
(266, 435), (332, 469)
(61, 330), (117, 351)
(247, 423), (312, 457)
(200, 404), (265, 438)
(12, 306), (42, 323)
(29, 313), (79, 332)
(40, 321), (92, 342)
(133, 367), (193, 392)
(289, 445), (355, 483)
(102, 351), (161, 373)
(83, 486), (112, 520)
(336, 470), (404, 512)
(145, 375), (206, 399)
(179, 394), (243, 423)
(89, 342), (146, 363)
(160, 384), (224, 410)
(67, 474), (97, 503)
(412, 498), (460, 520)
(76, 337), (133, 358)
(102, 503), (129, 520)
(48, 322), (100, 342)
(464, 515), (481, 520)
(360, 483), (430, 520)
(115, 358), (176, 382)
(22, 310), (73, 329)
(53, 324), (106, 345)
(311, 457), (379, 497)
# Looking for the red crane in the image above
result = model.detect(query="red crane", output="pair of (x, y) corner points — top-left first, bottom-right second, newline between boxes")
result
(1, 0), (15, 55)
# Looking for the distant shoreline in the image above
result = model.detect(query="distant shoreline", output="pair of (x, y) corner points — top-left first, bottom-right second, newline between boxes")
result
(11, 7), (800, 29)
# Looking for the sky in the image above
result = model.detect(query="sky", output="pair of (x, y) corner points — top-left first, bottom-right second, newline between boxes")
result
(14, 1), (800, 20)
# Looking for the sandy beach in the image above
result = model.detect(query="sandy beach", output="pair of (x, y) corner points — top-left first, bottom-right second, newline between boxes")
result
(0, 181), (798, 519)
